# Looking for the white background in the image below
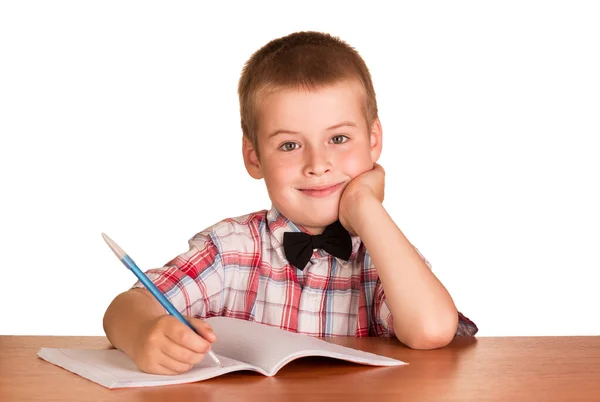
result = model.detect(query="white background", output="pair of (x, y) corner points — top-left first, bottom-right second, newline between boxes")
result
(1, 1), (598, 336)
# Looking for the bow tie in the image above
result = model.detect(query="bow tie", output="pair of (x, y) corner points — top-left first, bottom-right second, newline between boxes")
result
(283, 220), (352, 270)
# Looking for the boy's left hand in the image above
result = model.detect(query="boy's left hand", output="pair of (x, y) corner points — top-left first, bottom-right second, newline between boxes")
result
(339, 163), (385, 235)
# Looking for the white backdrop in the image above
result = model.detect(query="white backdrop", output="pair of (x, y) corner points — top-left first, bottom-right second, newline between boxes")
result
(1, 1), (598, 336)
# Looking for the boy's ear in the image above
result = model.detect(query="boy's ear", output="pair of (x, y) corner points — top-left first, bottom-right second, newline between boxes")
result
(369, 118), (383, 163)
(242, 137), (264, 179)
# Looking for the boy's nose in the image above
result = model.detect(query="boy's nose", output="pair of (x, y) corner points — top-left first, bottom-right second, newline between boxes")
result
(304, 147), (332, 177)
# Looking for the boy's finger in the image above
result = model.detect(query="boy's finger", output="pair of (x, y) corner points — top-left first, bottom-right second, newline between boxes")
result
(188, 317), (218, 343)
(165, 319), (213, 353)
(372, 163), (385, 174)
(160, 336), (208, 365)
(158, 354), (195, 375)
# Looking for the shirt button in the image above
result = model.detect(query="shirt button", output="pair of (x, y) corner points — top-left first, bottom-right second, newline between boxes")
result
(308, 293), (317, 300)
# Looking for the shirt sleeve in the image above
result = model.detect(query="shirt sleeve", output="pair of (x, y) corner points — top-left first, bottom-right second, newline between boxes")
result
(373, 246), (478, 337)
(130, 233), (224, 318)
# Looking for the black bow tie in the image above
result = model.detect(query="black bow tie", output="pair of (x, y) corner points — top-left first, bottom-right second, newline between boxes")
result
(283, 220), (352, 270)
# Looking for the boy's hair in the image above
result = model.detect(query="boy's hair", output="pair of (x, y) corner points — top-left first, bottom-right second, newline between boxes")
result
(238, 31), (378, 154)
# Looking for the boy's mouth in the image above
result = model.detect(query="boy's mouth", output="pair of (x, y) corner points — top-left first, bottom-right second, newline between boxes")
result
(298, 182), (344, 198)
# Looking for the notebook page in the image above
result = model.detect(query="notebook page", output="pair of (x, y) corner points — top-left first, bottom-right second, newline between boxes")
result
(206, 317), (405, 376)
(37, 348), (264, 389)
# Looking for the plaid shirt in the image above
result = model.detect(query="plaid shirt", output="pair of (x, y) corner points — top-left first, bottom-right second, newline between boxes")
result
(132, 207), (478, 337)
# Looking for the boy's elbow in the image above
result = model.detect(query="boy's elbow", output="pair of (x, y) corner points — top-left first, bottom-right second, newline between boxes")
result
(399, 316), (458, 350)
(403, 331), (454, 350)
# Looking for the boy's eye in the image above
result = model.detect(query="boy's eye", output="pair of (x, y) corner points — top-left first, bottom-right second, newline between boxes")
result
(279, 142), (299, 151)
(331, 135), (349, 144)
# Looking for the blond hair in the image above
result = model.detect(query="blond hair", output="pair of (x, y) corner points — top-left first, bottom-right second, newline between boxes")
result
(238, 31), (378, 152)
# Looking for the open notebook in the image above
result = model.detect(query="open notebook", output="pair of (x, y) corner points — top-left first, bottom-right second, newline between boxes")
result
(37, 317), (406, 389)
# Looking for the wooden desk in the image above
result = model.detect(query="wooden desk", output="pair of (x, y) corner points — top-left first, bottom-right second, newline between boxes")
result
(1, 335), (599, 401)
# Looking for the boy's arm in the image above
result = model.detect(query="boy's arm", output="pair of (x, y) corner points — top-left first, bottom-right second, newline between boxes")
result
(354, 197), (458, 349)
(103, 288), (165, 357)
(340, 165), (458, 349)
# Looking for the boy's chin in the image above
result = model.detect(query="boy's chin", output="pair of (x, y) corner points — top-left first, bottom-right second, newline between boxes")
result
(275, 202), (340, 230)
(295, 211), (340, 230)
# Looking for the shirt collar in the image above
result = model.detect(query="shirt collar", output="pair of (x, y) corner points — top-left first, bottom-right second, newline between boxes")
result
(266, 204), (362, 261)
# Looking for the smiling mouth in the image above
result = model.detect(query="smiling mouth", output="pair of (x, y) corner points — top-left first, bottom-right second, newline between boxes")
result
(298, 182), (344, 198)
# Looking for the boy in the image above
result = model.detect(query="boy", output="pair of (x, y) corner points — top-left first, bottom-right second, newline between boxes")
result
(103, 31), (477, 375)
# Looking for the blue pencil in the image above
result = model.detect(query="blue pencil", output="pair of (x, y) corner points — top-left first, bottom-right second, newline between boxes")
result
(102, 233), (221, 367)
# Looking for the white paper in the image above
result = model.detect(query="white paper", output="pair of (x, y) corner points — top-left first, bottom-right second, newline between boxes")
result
(206, 317), (406, 375)
(37, 348), (259, 388)
(37, 317), (406, 389)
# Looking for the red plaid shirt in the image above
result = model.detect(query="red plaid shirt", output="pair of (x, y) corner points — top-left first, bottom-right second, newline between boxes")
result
(132, 207), (478, 337)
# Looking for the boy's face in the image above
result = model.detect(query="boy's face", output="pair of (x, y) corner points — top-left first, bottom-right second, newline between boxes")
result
(243, 80), (382, 234)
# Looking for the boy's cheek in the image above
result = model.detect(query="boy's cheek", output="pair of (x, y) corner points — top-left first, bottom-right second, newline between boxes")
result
(344, 159), (376, 181)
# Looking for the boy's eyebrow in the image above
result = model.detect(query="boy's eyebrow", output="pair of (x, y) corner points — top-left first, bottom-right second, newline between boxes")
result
(268, 121), (357, 138)
(326, 121), (357, 131)
(268, 129), (300, 138)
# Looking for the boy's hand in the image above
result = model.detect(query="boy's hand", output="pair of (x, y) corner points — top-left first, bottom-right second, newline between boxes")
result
(339, 163), (385, 235)
(129, 315), (217, 375)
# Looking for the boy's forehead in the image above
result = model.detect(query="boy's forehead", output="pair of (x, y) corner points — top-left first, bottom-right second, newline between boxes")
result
(256, 80), (367, 128)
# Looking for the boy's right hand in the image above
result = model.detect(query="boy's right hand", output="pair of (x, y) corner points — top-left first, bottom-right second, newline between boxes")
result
(129, 315), (217, 375)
